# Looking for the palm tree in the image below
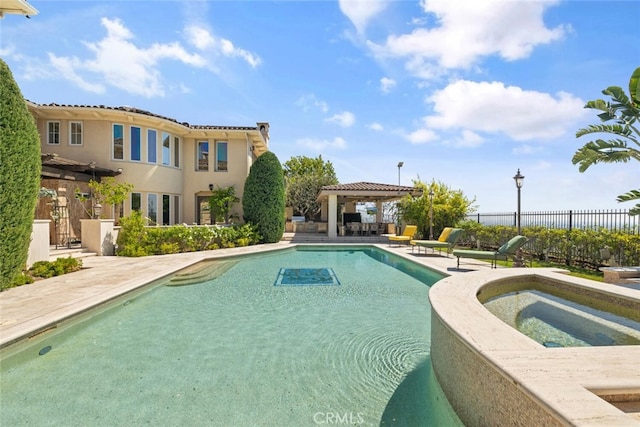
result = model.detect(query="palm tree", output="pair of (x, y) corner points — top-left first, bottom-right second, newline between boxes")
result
(573, 67), (640, 215)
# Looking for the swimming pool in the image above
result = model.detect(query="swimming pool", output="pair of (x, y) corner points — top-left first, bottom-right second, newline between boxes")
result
(0, 246), (462, 426)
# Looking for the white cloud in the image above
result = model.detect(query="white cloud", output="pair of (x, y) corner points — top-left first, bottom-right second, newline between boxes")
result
(297, 136), (347, 151)
(325, 111), (356, 128)
(47, 17), (208, 97)
(338, 0), (390, 34)
(368, 122), (384, 131)
(380, 77), (396, 93)
(423, 80), (587, 141)
(296, 94), (329, 113)
(368, 0), (567, 78)
(48, 54), (106, 94)
(185, 26), (261, 68)
(405, 128), (438, 144)
(455, 129), (484, 148)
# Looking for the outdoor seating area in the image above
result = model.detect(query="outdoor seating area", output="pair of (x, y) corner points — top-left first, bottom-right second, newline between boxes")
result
(387, 225), (417, 246)
(410, 227), (463, 257)
(452, 235), (528, 269)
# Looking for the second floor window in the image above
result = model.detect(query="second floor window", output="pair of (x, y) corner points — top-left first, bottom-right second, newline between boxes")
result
(47, 121), (60, 145)
(197, 141), (208, 171)
(147, 129), (157, 163)
(113, 124), (124, 160)
(162, 132), (170, 166)
(216, 141), (227, 171)
(69, 121), (83, 145)
(131, 126), (141, 161)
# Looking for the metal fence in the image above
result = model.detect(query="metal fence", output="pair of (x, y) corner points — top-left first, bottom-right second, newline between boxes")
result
(465, 209), (638, 234)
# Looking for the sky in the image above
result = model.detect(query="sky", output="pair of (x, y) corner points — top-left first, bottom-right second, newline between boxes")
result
(1, 0), (639, 213)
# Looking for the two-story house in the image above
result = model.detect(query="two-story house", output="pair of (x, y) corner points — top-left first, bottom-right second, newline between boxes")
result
(27, 101), (269, 245)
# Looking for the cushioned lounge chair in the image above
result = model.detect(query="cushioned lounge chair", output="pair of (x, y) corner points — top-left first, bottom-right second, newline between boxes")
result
(410, 227), (463, 257)
(452, 235), (528, 269)
(388, 225), (417, 246)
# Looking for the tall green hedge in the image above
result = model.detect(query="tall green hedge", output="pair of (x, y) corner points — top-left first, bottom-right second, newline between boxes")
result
(0, 59), (42, 289)
(242, 151), (285, 243)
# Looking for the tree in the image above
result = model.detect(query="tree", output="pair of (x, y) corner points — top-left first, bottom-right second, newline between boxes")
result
(0, 59), (42, 289)
(573, 67), (640, 215)
(243, 152), (286, 243)
(398, 179), (476, 239)
(208, 185), (239, 223)
(283, 155), (338, 220)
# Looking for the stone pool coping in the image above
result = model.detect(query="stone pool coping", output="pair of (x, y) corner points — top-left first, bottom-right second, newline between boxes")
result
(429, 268), (640, 426)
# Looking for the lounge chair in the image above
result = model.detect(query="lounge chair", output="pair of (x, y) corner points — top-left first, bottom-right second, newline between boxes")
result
(387, 225), (418, 246)
(410, 227), (463, 257)
(452, 235), (528, 269)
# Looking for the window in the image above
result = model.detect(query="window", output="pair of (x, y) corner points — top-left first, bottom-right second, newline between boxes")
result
(113, 124), (124, 160)
(47, 121), (60, 145)
(131, 193), (141, 211)
(147, 194), (158, 225)
(173, 195), (180, 224)
(174, 136), (180, 168)
(197, 141), (209, 171)
(162, 194), (170, 226)
(147, 129), (157, 163)
(162, 132), (170, 166)
(69, 121), (83, 145)
(130, 126), (141, 161)
(216, 141), (228, 171)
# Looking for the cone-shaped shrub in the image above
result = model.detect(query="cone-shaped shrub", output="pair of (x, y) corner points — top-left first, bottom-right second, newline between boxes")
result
(0, 59), (41, 289)
(242, 151), (285, 243)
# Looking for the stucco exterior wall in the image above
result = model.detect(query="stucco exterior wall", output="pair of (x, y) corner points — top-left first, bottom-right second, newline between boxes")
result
(29, 103), (266, 227)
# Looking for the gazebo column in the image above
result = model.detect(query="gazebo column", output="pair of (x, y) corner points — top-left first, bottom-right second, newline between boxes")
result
(328, 194), (338, 238)
(375, 201), (383, 223)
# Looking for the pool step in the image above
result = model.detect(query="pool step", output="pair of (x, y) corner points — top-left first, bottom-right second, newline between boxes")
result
(168, 260), (239, 286)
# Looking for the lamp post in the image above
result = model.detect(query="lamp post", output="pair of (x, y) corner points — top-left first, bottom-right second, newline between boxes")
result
(513, 168), (525, 267)
(397, 162), (403, 186)
(429, 188), (435, 240)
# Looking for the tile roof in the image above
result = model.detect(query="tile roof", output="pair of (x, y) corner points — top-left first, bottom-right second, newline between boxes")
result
(321, 182), (417, 192)
(27, 101), (259, 131)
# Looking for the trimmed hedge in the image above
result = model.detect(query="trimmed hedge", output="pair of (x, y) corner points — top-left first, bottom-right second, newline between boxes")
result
(457, 220), (640, 270)
(116, 210), (261, 256)
(0, 59), (41, 290)
(242, 151), (285, 243)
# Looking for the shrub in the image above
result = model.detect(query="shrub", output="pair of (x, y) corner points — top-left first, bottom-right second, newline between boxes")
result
(29, 257), (83, 279)
(0, 59), (41, 290)
(457, 221), (640, 269)
(115, 211), (261, 257)
(242, 152), (286, 243)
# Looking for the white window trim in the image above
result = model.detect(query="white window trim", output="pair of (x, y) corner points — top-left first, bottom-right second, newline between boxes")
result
(130, 125), (142, 162)
(47, 121), (60, 145)
(197, 141), (209, 172)
(69, 121), (83, 146)
(216, 140), (228, 172)
(112, 123), (125, 161)
(147, 128), (158, 164)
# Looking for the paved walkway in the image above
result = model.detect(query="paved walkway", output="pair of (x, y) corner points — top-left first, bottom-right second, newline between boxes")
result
(0, 240), (481, 348)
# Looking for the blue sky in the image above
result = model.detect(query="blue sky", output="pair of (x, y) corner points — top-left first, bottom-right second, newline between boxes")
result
(2, 0), (639, 212)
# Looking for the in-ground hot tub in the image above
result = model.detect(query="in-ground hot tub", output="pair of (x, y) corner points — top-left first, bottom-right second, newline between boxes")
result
(429, 269), (640, 426)
(480, 279), (640, 348)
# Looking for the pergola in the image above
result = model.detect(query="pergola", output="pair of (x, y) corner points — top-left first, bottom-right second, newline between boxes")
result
(316, 182), (422, 238)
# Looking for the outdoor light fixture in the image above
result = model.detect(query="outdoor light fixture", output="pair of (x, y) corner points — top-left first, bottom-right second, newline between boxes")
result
(429, 188), (435, 240)
(397, 162), (404, 186)
(209, 183), (214, 191)
(513, 168), (525, 267)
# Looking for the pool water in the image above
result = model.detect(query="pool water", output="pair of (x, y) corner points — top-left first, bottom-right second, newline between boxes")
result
(1, 246), (462, 426)
(483, 289), (640, 347)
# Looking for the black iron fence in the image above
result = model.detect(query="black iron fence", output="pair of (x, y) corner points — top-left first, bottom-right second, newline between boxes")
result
(465, 209), (638, 234)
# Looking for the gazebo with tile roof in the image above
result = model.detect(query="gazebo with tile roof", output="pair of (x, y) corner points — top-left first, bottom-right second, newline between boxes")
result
(316, 182), (422, 238)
